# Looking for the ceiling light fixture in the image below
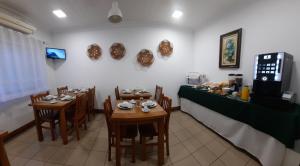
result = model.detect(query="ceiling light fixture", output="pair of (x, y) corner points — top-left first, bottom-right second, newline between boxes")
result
(172, 10), (183, 19)
(52, 9), (67, 18)
(108, 1), (123, 23)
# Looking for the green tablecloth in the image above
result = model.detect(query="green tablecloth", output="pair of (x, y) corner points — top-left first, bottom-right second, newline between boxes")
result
(178, 85), (300, 148)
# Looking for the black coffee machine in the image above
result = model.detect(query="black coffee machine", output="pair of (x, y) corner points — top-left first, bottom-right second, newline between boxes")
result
(251, 52), (294, 109)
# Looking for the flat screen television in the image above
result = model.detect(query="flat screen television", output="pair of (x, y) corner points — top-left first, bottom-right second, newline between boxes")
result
(46, 48), (66, 60)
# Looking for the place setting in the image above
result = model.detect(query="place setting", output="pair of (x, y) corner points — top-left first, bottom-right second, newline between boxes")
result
(122, 89), (132, 94)
(135, 89), (149, 94)
(117, 101), (134, 110)
(141, 100), (157, 113)
(42, 94), (59, 104)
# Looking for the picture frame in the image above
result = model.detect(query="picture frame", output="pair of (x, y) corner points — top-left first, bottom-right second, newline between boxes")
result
(219, 28), (242, 68)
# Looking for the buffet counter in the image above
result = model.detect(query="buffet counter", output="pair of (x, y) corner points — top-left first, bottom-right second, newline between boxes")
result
(178, 85), (300, 166)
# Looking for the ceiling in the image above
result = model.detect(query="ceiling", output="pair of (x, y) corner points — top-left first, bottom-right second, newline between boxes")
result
(0, 0), (260, 33)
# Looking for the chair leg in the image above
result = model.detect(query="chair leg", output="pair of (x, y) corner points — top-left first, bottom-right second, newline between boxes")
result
(131, 137), (135, 163)
(87, 113), (90, 122)
(141, 136), (147, 161)
(108, 135), (112, 161)
(84, 121), (87, 130)
(139, 135), (142, 144)
(50, 121), (56, 141)
(75, 123), (80, 141)
(166, 132), (169, 156)
(92, 108), (95, 117)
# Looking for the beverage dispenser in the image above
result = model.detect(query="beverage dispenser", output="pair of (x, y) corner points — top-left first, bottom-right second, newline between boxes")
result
(251, 52), (294, 108)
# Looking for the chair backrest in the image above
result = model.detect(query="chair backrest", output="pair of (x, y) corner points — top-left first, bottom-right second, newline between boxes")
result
(75, 93), (88, 120)
(103, 97), (114, 135)
(30, 91), (49, 103)
(57, 86), (68, 96)
(88, 86), (96, 110)
(161, 95), (172, 129)
(154, 85), (163, 105)
(107, 96), (113, 116)
(30, 91), (53, 120)
(115, 86), (120, 100)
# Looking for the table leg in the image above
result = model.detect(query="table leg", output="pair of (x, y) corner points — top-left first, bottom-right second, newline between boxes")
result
(158, 118), (164, 166)
(0, 132), (10, 166)
(34, 109), (43, 141)
(59, 109), (68, 145)
(116, 122), (121, 166)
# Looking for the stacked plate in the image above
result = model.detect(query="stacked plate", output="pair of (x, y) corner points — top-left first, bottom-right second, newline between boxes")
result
(43, 95), (57, 101)
(122, 89), (132, 94)
(129, 99), (136, 104)
(117, 101), (133, 110)
(50, 100), (58, 104)
(60, 95), (74, 101)
(139, 89), (148, 93)
(141, 100), (157, 108)
(80, 88), (88, 92)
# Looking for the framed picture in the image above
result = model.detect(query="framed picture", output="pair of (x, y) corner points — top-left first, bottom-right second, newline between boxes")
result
(219, 28), (242, 68)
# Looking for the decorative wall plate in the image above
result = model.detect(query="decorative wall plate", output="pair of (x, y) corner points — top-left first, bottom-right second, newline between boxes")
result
(87, 44), (102, 59)
(137, 49), (154, 66)
(110, 43), (126, 59)
(159, 40), (173, 56)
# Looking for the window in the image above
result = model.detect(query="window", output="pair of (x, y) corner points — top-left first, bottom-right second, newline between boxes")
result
(0, 26), (48, 102)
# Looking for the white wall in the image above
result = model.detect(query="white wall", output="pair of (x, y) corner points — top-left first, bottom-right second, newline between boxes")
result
(193, 0), (300, 103)
(51, 26), (194, 108)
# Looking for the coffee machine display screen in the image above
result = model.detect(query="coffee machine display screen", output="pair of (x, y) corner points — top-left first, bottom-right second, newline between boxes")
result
(254, 52), (283, 82)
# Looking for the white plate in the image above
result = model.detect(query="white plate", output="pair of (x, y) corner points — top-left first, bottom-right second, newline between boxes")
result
(129, 100), (136, 104)
(60, 96), (74, 101)
(141, 101), (157, 108)
(139, 90), (149, 93)
(50, 100), (58, 104)
(117, 102), (133, 110)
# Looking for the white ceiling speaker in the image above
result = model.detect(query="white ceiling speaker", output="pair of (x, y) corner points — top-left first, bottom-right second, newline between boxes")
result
(108, 1), (123, 23)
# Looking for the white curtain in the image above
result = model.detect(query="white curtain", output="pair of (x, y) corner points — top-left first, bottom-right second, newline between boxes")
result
(0, 26), (48, 102)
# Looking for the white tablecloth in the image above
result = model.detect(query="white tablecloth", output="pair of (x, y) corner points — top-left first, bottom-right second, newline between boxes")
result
(181, 98), (286, 166)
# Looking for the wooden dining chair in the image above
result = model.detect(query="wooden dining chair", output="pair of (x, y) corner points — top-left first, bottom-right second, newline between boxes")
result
(115, 86), (121, 100)
(103, 96), (138, 163)
(57, 86), (68, 96)
(154, 85), (163, 105)
(0, 131), (10, 166)
(72, 93), (88, 141)
(30, 91), (59, 141)
(87, 86), (96, 121)
(138, 95), (172, 160)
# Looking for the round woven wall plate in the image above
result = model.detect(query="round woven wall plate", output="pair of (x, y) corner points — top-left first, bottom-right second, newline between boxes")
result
(110, 43), (126, 59)
(159, 40), (173, 56)
(87, 44), (102, 59)
(137, 49), (154, 66)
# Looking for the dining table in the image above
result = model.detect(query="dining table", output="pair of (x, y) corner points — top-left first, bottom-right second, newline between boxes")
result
(119, 89), (152, 100)
(111, 100), (167, 166)
(32, 91), (86, 145)
(0, 131), (10, 166)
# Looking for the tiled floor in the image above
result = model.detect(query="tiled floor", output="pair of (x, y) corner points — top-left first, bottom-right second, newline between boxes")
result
(5, 111), (262, 166)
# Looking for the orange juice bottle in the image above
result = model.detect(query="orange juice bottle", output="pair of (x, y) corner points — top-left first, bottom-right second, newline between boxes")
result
(241, 86), (250, 101)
